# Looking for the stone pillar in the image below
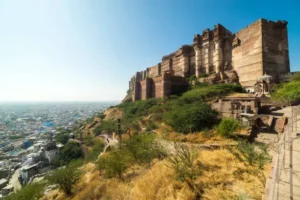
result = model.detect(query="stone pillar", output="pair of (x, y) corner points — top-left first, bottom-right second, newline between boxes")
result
(213, 41), (223, 73)
(168, 58), (172, 71)
(203, 44), (210, 74)
(144, 78), (152, 100)
(194, 46), (202, 78)
(180, 55), (189, 77)
(162, 73), (172, 97)
(132, 72), (142, 102)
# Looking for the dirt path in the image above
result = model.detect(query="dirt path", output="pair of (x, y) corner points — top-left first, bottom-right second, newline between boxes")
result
(8, 169), (21, 192)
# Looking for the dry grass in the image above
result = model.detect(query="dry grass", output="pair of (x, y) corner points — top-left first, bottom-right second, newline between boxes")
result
(130, 162), (195, 200)
(156, 124), (235, 145)
(196, 149), (268, 200)
(42, 147), (270, 200)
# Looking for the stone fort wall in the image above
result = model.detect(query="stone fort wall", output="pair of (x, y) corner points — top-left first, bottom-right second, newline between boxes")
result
(127, 18), (290, 102)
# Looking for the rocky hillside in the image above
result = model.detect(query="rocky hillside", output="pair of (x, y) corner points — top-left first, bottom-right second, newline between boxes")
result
(7, 83), (273, 200)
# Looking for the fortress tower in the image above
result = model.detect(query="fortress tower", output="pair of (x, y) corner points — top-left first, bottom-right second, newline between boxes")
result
(124, 19), (290, 102)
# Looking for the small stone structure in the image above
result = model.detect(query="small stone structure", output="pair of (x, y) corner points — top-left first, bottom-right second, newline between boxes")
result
(211, 94), (263, 118)
(124, 19), (290, 102)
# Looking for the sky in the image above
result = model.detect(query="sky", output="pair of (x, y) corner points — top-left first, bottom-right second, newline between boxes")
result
(0, 0), (299, 102)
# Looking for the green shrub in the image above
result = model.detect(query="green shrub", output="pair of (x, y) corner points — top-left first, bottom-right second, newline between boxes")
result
(145, 120), (158, 132)
(93, 120), (116, 136)
(167, 145), (200, 181)
(55, 133), (69, 144)
(179, 83), (244, 104)
(292, 72), (300, 82)
(97, 149), (132, 179)
(97, 112), (106, 119)
(6, 182), (46, 200)
(230, 140), (271, 185)
(46, 160), (82, 196)
(167, 145), (203, 194)
(235, 140), (270, 168)
(218, 118), (239, 137)
(125, 134), (166, 165)
(85, 140), (105, 162)
(59, 142), (83, 164)
(151, 113), (163, 122)
(83, 135), (95, 146)
(164, 102), (218, 134)
(272, 81), (300, 104)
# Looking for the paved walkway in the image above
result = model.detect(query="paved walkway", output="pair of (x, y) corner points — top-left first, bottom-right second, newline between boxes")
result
(277, 106), (300, 200)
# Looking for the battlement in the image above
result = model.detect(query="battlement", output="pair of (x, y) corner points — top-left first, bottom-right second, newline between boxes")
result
(125, 18), (290, 102)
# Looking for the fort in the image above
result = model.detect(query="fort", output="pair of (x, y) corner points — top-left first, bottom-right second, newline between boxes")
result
(124, 18), (290, 102)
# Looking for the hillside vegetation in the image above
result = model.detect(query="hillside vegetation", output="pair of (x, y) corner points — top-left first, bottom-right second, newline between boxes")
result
(8, 83), (272, 200)
(272, 72), (300, 104)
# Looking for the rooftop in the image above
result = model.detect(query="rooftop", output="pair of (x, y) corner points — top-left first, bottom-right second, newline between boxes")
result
(0, 178), (7, 185)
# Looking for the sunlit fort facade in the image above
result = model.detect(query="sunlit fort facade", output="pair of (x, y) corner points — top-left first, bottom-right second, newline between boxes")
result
(125, 18), (291, 102)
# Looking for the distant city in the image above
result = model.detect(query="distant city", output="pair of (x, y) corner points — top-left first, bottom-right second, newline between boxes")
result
(0, 101), (117, 196)
(0, 102), (118, 137)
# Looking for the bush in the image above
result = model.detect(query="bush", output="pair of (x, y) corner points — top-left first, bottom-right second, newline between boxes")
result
(117, 98), (159, 116)
(83, 135), (95, 146)
(292, 72), (300, 82)
(59, 142), (83, 164)
(145, 120), (158, 132)
(125, 134), (166, 165)
(272, 81), (300, 104)
(234, 140), (270, 168)
(167, 145), (203, 194)
(230, 140), (271, 185)
(218, 118), (239, 137)
(6, 182), (46, 200)
(46, 160), (82, 196)
(97, 149), (132, 179)
(97, 112), (106, 119)
(179, 83), (244, 104)
(164, 102), (218, 134)
(151, 113), (163, 122)
(85, 140), (105, 162)
(93, 120), (116, 136)
(55, 133), (69, 144)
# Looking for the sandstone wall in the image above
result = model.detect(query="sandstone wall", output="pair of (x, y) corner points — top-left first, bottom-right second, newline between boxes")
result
(261, 19), (289, 80)
(232, 20), (263, 90)
(146, 64), (160, 78)
(140, 78), (152, 100)
(151, 77), (163, 98)
(128, 18), (290, 102)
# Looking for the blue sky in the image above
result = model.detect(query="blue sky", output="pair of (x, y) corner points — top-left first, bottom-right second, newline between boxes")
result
(0, 0), (299, 102)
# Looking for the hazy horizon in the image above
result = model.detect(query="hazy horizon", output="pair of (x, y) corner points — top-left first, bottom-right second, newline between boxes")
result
(1, 0), (300, 102)
(0, 100), (120, 104)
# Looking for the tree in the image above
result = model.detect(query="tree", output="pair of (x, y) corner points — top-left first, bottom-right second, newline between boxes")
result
(93, 120), (116, 136)
(6, 182), (46, 200)
(125, 134), (166, 165)
(59, 142), (83, 163)
(218, 118), (239, 137)
(164, 102), (218, 134)
(46, 160), (82, 196)
(55, 133), (69, 144)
